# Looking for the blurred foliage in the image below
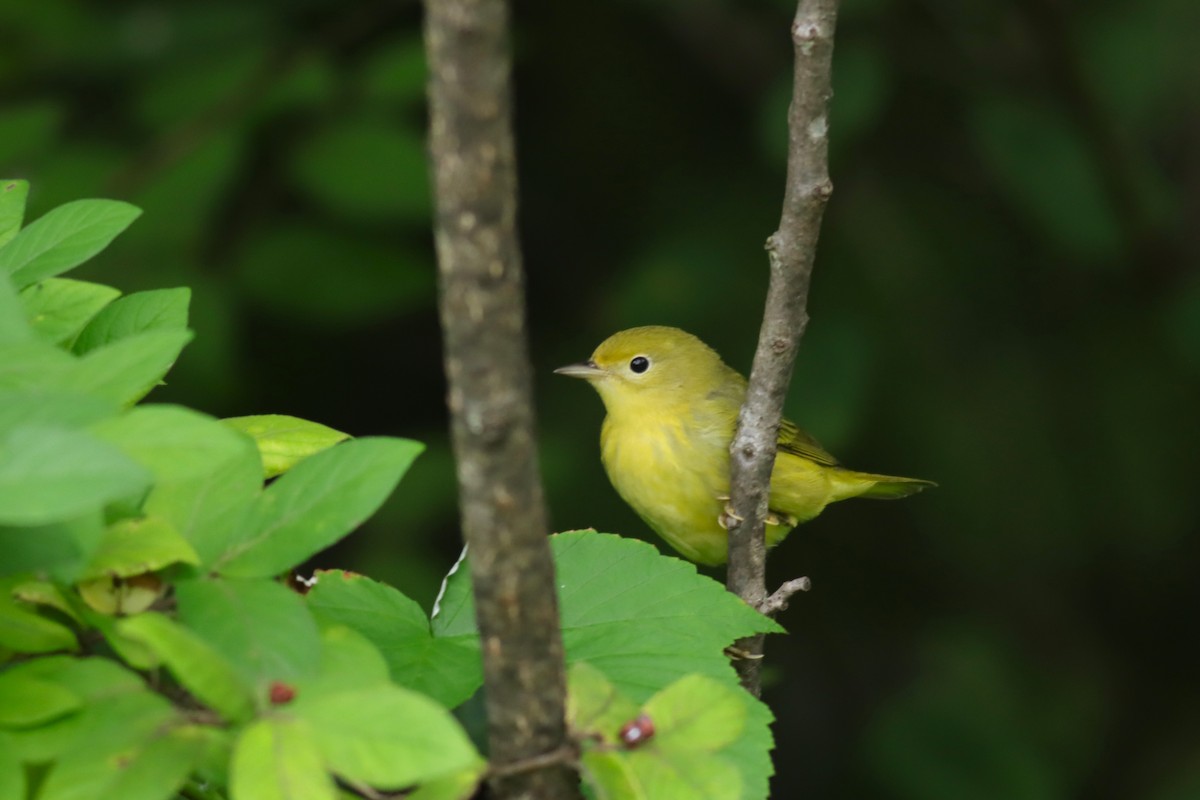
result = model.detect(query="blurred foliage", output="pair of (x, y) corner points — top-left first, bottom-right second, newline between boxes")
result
(3, 0), (1197, 797)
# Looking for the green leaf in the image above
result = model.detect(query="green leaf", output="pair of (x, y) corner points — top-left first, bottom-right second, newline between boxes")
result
(434, 532), (781, 799)
(0, 512), (103, 581)
(62, 329), (193, 405)
(623, 751), (741, 800)
(72, 287), (190, 354)
(176, 577), (321, 687)
(0, 199), (142, 289)
(570, 668), (745, 800)
(581, 750), (643, 800)
(721, 693), (777, 800)
(90, 404), (264, 565)
(404, 761), (487, 800)
(294, 684), (479, 789)
(568, 661), (640, 737)
(0, 339), (77, 391)
(92, 725), (208, 800)
(0, 739), (24, 799)
(641, 674), (746, 752)
(1, 658), (140, 764)
(306, 570), (481, 708)
(0, 672), (82, 727)
(35, 692), (191, 800)
(231, 717), (336, 800)
(223, 414), (350, 479)
(19, 278), (121, 346)
(215, 437), (423, 577)
(302, 624), (392, 692)
(0, 390), (117, 437)
(81, 516), (200, 579)
(12, 578), (84, 624)
(159, 443), (262, 568)
(84, 610), (159, 670)
(118, 612), (255, 722)
(178, 726), (234, 796)
(92, 403), (255, 489)
(0, 274), (32, 344)
(0, 425), (151, 526)
(0, 179), (29, 248)
(10, 654), (146, 698)
(0, 592), (78, 652)
(434, 531), (781, 695)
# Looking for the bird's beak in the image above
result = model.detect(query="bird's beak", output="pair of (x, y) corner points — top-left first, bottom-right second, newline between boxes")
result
(554, 360), (604, 380)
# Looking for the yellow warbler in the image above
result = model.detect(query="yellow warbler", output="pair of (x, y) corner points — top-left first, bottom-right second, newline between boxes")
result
(556, 326), (935, 566)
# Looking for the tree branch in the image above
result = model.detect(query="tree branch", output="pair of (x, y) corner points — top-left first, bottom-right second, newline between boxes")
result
(725, 0), (840, 696)
(423, 2), (578, 797)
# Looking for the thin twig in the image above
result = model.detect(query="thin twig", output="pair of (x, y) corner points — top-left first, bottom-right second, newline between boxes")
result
(486, 745), (579, 780)
(423, 1), (579, 798)
(725, 0), (841, 697)
(760, 576), (812, 617)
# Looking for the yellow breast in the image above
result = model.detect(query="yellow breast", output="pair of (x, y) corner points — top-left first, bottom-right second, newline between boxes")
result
(599, 410), (832, 565)
(599, 410), (735, 565)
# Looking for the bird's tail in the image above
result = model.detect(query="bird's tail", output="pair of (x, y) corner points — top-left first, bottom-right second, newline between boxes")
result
(830, 469), (937, 502)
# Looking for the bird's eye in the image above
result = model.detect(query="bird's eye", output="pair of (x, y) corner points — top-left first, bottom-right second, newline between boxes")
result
(629, 356), (650, 374)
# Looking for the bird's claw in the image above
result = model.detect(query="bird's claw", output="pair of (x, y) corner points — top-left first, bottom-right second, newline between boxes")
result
(718, 502), (742, 530)
(764, 510), (798, 528)
(724, 645), (764, 661)
(717, 502), (795, 531)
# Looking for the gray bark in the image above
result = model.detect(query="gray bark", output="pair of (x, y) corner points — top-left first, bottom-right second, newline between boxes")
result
(726, 0), (841, 696)
(423, 1), (578, 796)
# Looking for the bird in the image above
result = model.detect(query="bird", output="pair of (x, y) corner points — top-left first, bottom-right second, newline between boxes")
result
(555, 326), (935, 566)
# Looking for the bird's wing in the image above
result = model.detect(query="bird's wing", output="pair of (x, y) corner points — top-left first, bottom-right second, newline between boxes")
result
(777, 418), (840, 466)
(714, 363), (839, 466)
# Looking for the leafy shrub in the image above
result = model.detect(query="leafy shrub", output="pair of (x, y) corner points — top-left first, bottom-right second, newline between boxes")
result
(0, 181), (782, 799)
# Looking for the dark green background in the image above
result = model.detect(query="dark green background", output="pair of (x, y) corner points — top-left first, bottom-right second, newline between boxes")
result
(5, 0), (1198, 796)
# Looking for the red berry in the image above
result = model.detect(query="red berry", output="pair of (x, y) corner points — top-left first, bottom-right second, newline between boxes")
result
(269, 681), (296, 705)
(618, 714), (654, 748)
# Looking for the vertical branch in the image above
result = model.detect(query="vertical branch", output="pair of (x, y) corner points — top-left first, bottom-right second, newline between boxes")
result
(726, 0), (841, 695)
(423, 2), (578, 798)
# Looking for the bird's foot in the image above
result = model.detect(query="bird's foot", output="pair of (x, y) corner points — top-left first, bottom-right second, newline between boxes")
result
(716, 502), (796, 531)
(717, 502), (742, 530)
(723, 645), (764, 661)
(764, 510), (798, 528)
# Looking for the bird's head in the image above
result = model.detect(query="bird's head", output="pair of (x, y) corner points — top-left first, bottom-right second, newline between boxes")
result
(555, 326), (731, 416)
